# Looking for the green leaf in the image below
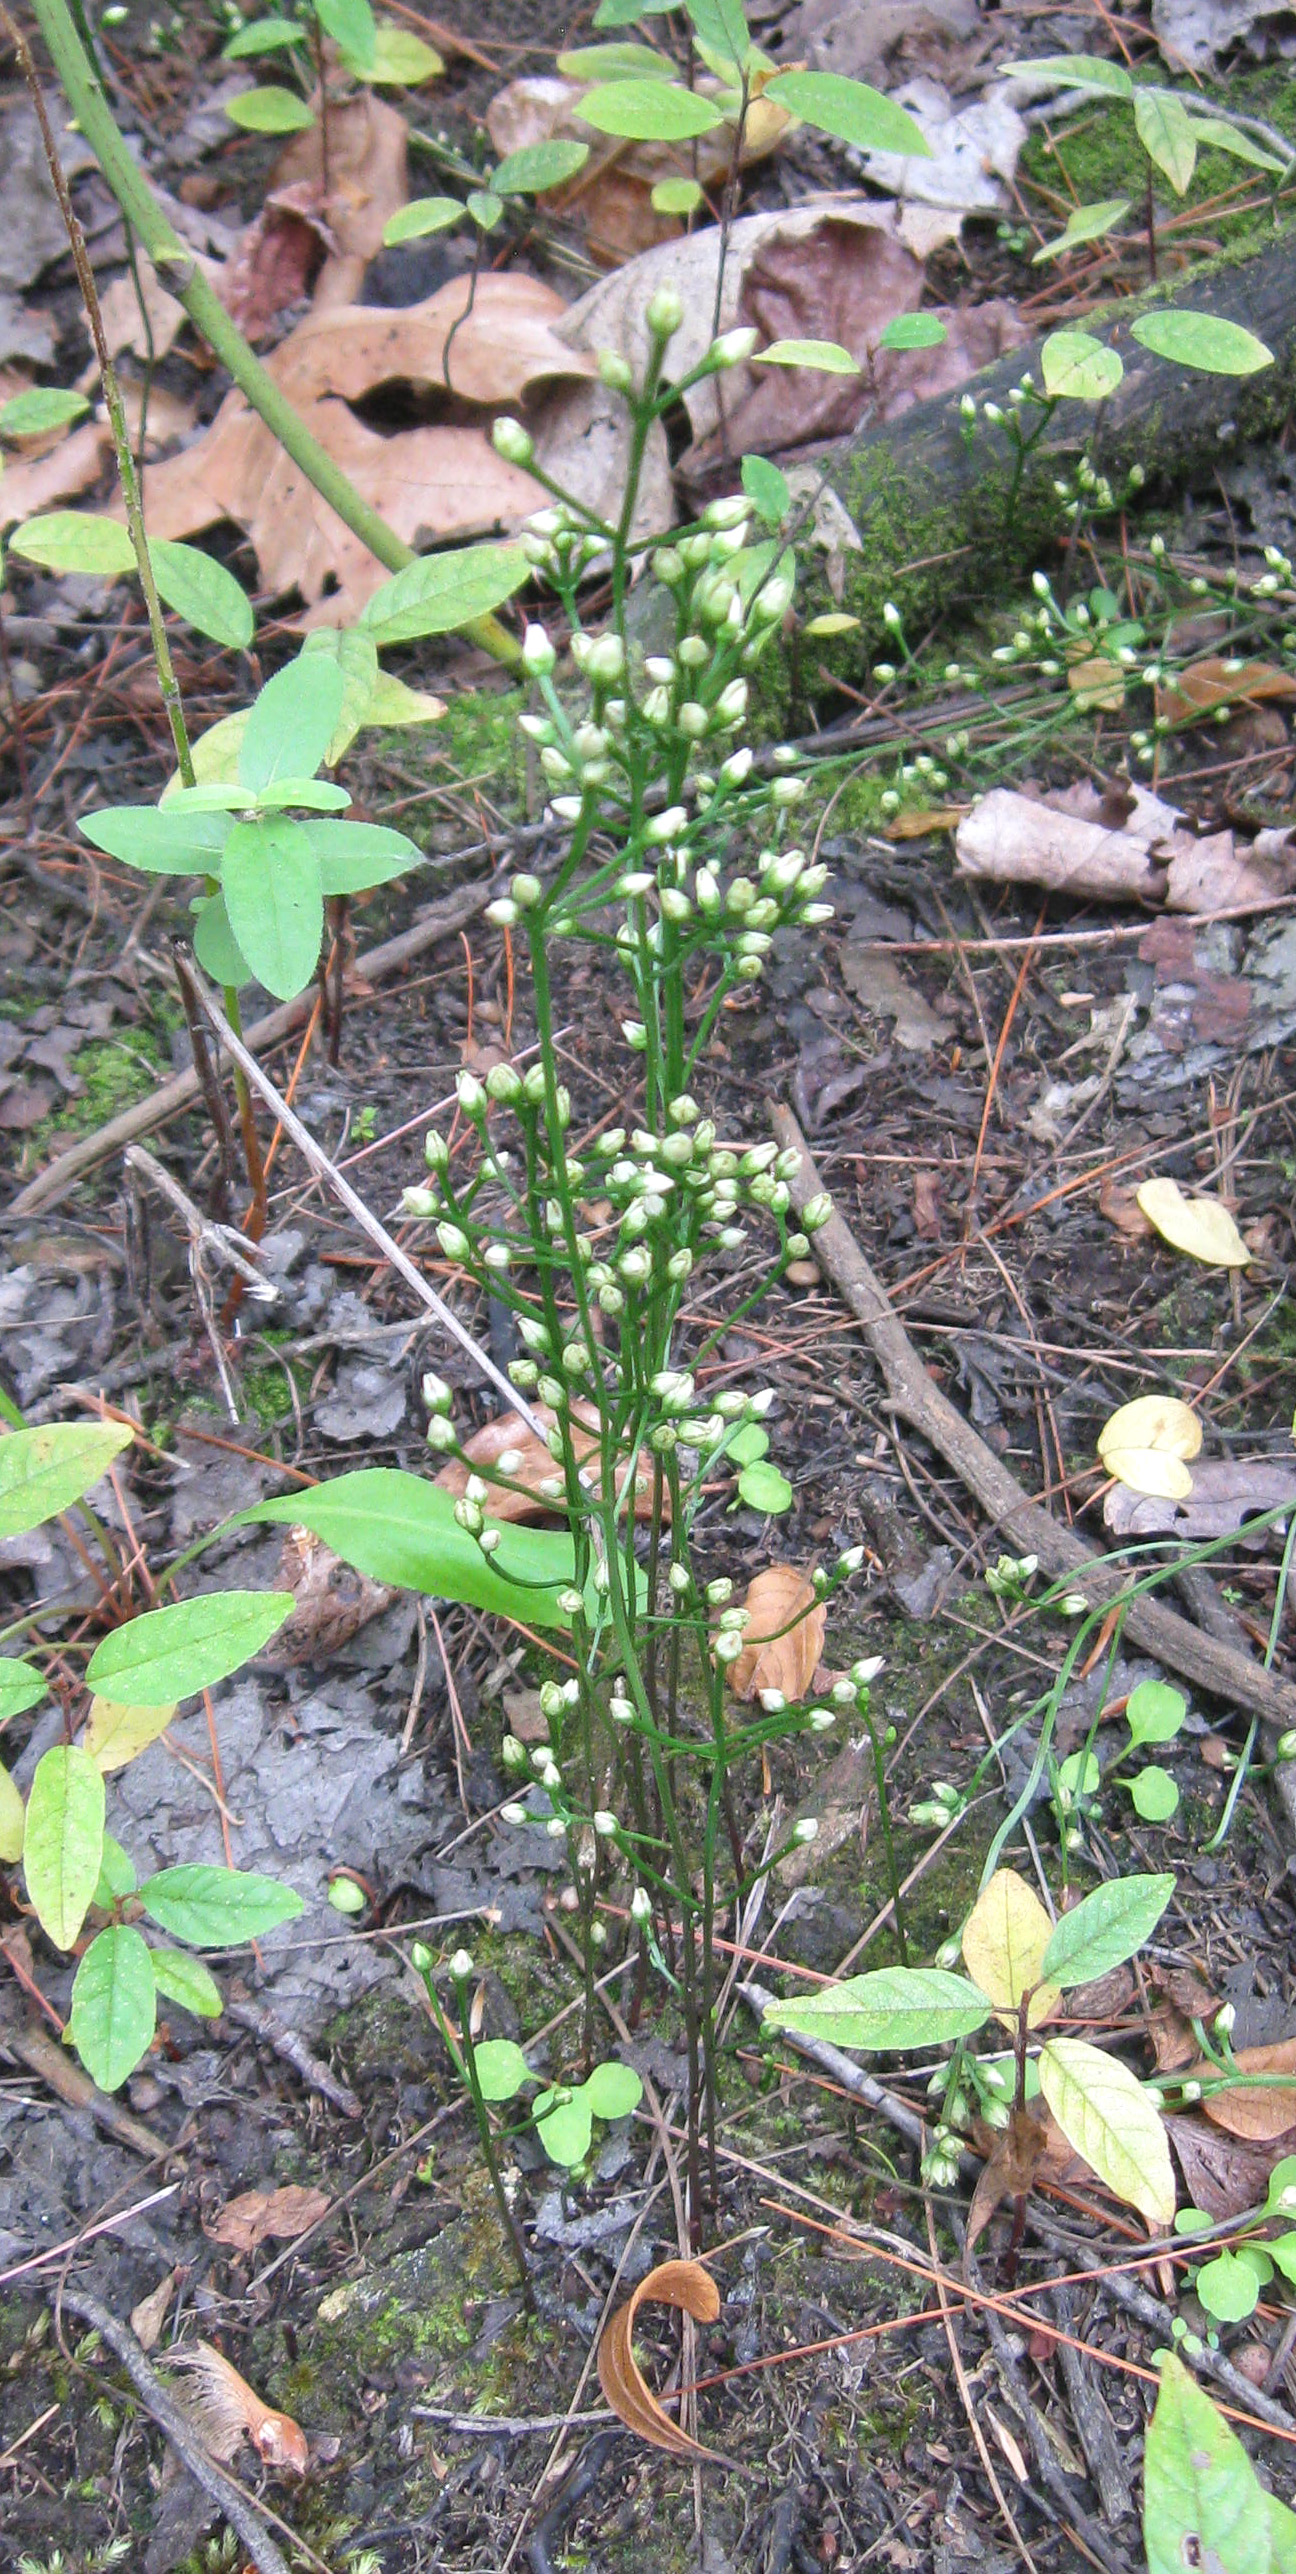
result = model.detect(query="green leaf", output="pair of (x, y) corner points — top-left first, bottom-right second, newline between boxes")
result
(1266, 2158), (1296, 2218)
(301, 624), (382, 760)
(1193, 2250), (1259, 2322)
(252, 777), (351, 812)
(558, 41), (675, 76)
(742, 455), (793, 519)
(583, 2059), (643, 2120)
(141, 1863), (304, 1947)
(149, 1946), (224, 2018)
(764, 70), (931, 158)
(1130, 1765), (1179, 1821)
(1040, 329), (1123, 400)
(765, 1967), (992, 2053)
(533, 2083), (593, 2165)
(221, 817), (324, 1000)
(1267, 2493), (1296, 2573)
(165, 781), (251, 812)
(68, 1925), (157, 2091)
(0, 1656), (49, 1725)
(247, 1473), (585, 1628)
(85, 1696), (176, 1773)
(92, 1831), (138, 1906)
(737, 1460), (793, 1513)
(1144, 2352), (1271, 2574)
(468, 189), (504, 230)
(23, 1746), (105, 1949)
(1058, 1748), (1100, 1798)
(86, 1591), (294, 1707)
(723, 1420), (769, 1466)
(10, 511), (136, 578)
(79, 802), (233, 876)
(358, 669), (444, 730)
(383, 195), (463, 244)
(150, 539), (254, 649)
(0, 1764), (24, 1864)
(1032, 198), (1131, 261)
(595, 0), (676, 19)
(225, 85), (316, 131)
(0, 1422), (134, 1537)
(684, 0), (749, 72)
(472, 2037), (531, 2101)
(300, 818), (420, 895)
(1125, 1680), (1187, 1747)
(0, 388), (91, 437)
(1134, 88), (1197, 195)
(1267, 2231), (1296, 2284)
(652, 175), (704, 214)
(1038, 2035), (1175, 2225)
(1184, 116), (1287, 174)
(223, 17), (304, 55)
(239, 651), (347, 791)
(192, 891), (253, 989)
(878, 312), (949, 350)
(1041, 1874), (1174, 1988)
(494, 139), (590, 194)
(1004, 53), (1133, 97)
(360, 541), (529, 645)
(803, 611), (859, 636)
(753, 338), (859, 373)
(358, 22), (443, 82)
(315, 0), (375, 68)
(577, 80), (725, 140)
(1130, 310), (1274, 376)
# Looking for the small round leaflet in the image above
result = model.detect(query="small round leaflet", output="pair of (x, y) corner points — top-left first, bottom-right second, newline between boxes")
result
(1096, 1393), (1200, 1500)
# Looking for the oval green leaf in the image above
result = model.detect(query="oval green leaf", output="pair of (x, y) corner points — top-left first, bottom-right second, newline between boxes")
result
(583, 2059), (643, 2120)
(93, 1831), (138, 1906)
(468, 189), (504, 230)
(84, 1696), (177, 1774)
(360, 541), (529, 645)
(1041, 329), (1123, 400)
(737, 1459), (793, 1513)
(221, 816), (324, 1000)
(652, 175), (704, 214)
(754, 337), (860, 373)
(0, 1421), (134, 1538)
(765, 1967), (992, 2052)
(1032, 198), (1130, 262)
(1130, 1764), (1179, 1821)
(149, 1946), (224, 2018)
(533, 2084), (593, 2165)
(1004, 53), (1132, 97)
(473, 2037), (532, 2100)
(141, 1863), (304, 1947)
(301, 818), (420, 895)
(315, 0), (375, 70)
(239, 651), (347, 791)
(223, 17), (304, 56)
(577, 79), (724, 140)
(0, 1764), (24, 1864)
(878, 312), (948, 351)
(10, 511), (136, 578)
(1038, 2035), (1175, 2225)
(1125, 1680), (1186, 1747)
(192, 891), (253, 989)
(247, 1472), (585, 1629)
(68, 1924), (157, 2091)
(1040, 1873), (1175, 1989)
(23, 1745), (105, 1950)
(1134, 89), (1197, 195)
(765, 69), (931, 158)
(86, 1591), (294, 1706)
(0, 1655), (48, 1726)
(79, 802), (234, 876)
(558, 41), (675, 77)
(383, 195), (463, 244)
(494, 139), (590, 194)
(1184, 116), (1286, 174)
(0, 388), (92, 437)
(150, 539), (254, 648)
(1130, 310), (1273, 376)
(225, 85), (316, 132)
(359, 23), (443, 82)
(1145, 2352), (1271, 2574)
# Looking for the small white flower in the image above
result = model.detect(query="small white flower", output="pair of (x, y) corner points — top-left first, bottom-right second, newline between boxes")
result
(792, 1818), (818, 1845)
(450, 1948), (475, 1980)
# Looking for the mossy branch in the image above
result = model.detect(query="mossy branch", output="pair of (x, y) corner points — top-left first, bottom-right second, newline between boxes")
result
(26, 0), (519, 666)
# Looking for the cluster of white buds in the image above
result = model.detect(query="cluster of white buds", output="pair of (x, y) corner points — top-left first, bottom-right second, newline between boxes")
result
(908, 1778), (965, 1832)
(922, 2125), (963, 2191)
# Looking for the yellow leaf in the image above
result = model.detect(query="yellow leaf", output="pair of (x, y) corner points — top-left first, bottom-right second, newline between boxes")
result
(961, 1869), (1060, 2028)
(1136, 1177), (1251, 1270)
(1100, 1446), (1196, 1501)
(1097, 1395), (1201, 1471)
(1038, 2036), (1175, 2228)
(84, 1697), (176, 1773)
(1067, 653), (1125, 711)
(0, 1762), (24, 1863)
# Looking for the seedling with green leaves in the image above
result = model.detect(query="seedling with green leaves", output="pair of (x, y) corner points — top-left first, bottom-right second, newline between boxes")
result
(1054, 1679), (1188, 1837)
(0, 1423), (303, 2093)
(220, 0), (443, 136)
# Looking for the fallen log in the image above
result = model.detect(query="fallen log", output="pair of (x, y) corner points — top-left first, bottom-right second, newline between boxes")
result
(813, 226), (1296, 645)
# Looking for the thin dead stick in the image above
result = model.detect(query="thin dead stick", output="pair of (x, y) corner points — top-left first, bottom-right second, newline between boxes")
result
(56, 2288), (293, 2574)
(771, 1106), (1296, 1732)
(8, 877), (496, 1218)
(189, 974), (550, 1440)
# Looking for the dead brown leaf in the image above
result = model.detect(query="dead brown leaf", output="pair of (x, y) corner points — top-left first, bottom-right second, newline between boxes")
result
(1099, 1175), (1153, 1240)
(1156, 657), (1296, 729)
(261, 1526), (396, 1666)
(956, 788), (1169, 904)
(965, 2106), (1050, 2255)
(885, 804), (965, 839)
(0, 418), (113, 524)
(435, 1401), (662, 1523)
(89, 256), (192, 368)
(1164, 827), (1296, 914)
(1067, 652), (1125, 713)
(269, 92), (409, 310)
(1197, 2036), (1296, 2142)
(597, 2257), (721, 2459)
(1103, 1459), (1296, 1544)
(912, 1169), (943, 1239)
(166, 2341), (309, 2473)
(208, 2183), (332, 2253)
(1164, 2112), (1287, 2218)
(130, 2269), (180, 2352)
(726, 1566), (827, 1704)
(485, 72), (782, 272)
(220, 182), (335, 342)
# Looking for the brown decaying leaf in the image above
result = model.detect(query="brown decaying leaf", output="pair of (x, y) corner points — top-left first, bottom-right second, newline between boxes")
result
(597, 2258), (721, 2459)
(1104, 1460), (1296, 1544)
(270, 92), (408, 311)
(1099, 1175), (1153, 1240)
(1156, 656), (1296, 729)
(965, 2104), (1049, 2258)
(1196, 2036), (1296, 2142)
(1164, 2112), (1289, 2219)
(725, 1566), (827, 1704)
(435, 1401), (663, 1524)
(485, 73), (784, 271)
(207, 2183), (332, 2254)
(0, 418), (113, 521)
(260, 1525), (396, 1665)
(130, 2269), (180, 2352)
(166, 2342), (309, 2473)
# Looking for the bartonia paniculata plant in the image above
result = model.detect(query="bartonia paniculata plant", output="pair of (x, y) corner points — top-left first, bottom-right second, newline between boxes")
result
(399, 287), (873, 2216)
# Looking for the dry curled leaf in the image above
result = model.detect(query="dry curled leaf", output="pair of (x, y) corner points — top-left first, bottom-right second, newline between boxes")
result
(597, 2257), (720, 2459)
(1156, 656), (1296, 729)
(207, 2183), (332, 2254)
(435, 1401), (662, 1523)
(1164, 2113), (1287, 2219)
(1136, 1176), (1251, 1270)
(965, 2103), (1050, 2258)
(261, 1524), (396, 1664)
(1197, 2036), (1296, 2142)
(166, 2341), (309, 2473)
(725, 1565), (826, 1704)
(130, 2268), (180, 2353)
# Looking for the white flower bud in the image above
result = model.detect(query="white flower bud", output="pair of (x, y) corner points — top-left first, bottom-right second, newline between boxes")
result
(485, 898), (520, 926)
(493, 417), (534, 466)
(522, 622), (555, 676)
(707, 326), (759, 368)
(801, 1193), (832, 1232)
(646, 284), (684, 339)
(500, 1801), (529, 1826)
(437, 1221), (470, 1261)
(597, 348), (635, 393)
(792, 1818), (818, 1845)
(426, 1416), (458, 1452)
(630, 1885), (653, 1922)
